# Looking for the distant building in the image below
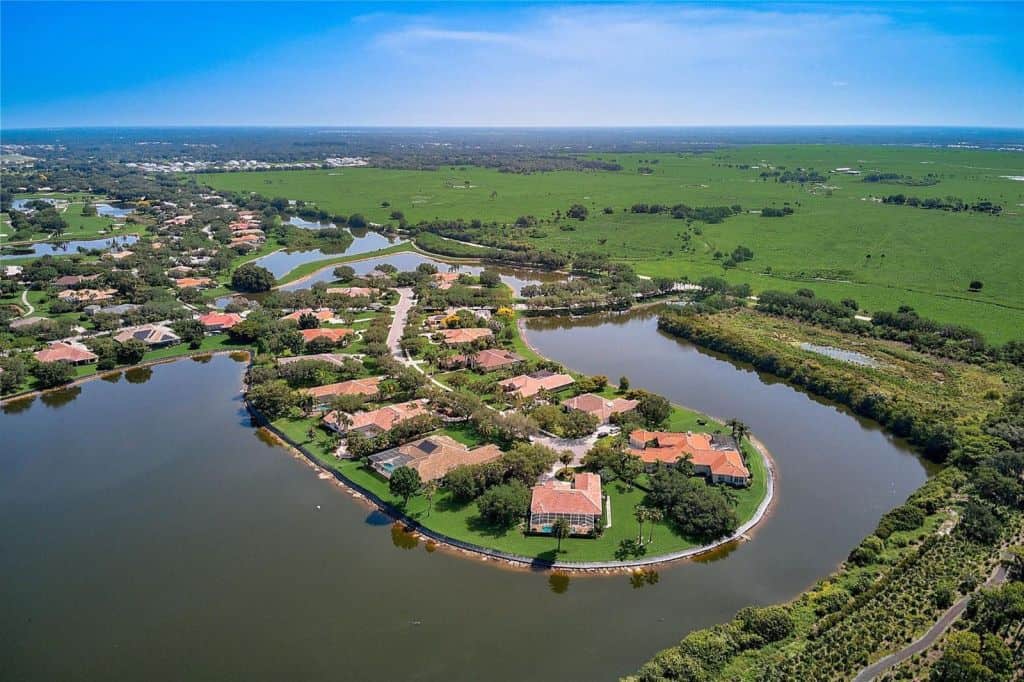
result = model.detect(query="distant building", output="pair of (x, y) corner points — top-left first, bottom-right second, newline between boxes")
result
(499, 370), (575, 398)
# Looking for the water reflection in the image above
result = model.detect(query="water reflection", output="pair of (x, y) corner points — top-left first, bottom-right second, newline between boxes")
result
(365, 510), (392, 526)
(425, 539), (438, 553)
(548, 571), (571, 594)
(253, 427), (281, 449)
(253, 229), (400, 278)
(40, 386), (82, 409)
(692, 539), (741, 564)
(124, 367), (153, 384)
(100, 371), (122, 383)
(629, 569), (661, 589)
(191, 354), (214, 364)
(0, 235), (139, 260)
(2, 395), (36, 414)
(391, 523), (420, 550)
(229, 351), (251, 363)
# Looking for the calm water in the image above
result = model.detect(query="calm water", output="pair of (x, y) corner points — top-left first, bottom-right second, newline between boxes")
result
(0, 235), (138, 260)
(94, 203), (136, 218)
(288, 216), (336, 229)
(1, 312), (931, 680)
(254, 229), (398, 278)
(282, 251), (563, 296)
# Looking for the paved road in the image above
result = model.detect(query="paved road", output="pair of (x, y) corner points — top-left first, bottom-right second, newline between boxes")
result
(852, 561), (1010, 681)
(387, 287), (415, 358)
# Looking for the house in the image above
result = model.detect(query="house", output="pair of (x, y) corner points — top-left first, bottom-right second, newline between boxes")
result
(281, 308), (334, 323)
(299, 327), (353, 344)
(326, 286), (375, 298)
(276, 353), (356, 368)
(529, 473), (603, 535)
(368, 435), (502, 481)
(57, 288), (117, 304)
(437, 328), (492, 346)
(323, 399), (430, 436)
(2, 265), (24, 279)
(197, 311), (243, 332)
(9, 316), (47, 330)
(562, 393), (639, 424)
(431, 272), (461, 290)
(499, 370), (575, 398)
(162, 214), (193, 227)
(174, 277), (214, 289)
(628, 430), (750, 486)
(103, 250), (134, 261)
(304, 376), (383, 408)
(454, 348), (524, 372)
(113, 324), (181, 348)
(52, 274), (100, 289)
(84, 303), (140, 318)
(34, 340), (98, 365)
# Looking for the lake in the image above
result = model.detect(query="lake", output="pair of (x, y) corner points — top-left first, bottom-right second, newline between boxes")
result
(253, 229), (400, 278)
(282, 251), (563, 296)
(1, 312), (930, 680)
(94, 203), (136, 218)
(0, 235), (138, 260)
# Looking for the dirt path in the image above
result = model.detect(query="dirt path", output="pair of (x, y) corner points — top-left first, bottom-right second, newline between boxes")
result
(852, 561), (1010, 681)
(20, 290), (34, 317)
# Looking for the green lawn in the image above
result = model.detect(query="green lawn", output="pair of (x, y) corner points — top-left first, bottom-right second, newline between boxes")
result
(201, 146), (1024, 342)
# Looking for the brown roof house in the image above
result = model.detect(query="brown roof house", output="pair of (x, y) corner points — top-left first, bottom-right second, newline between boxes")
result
(113, 324), (180, 348)
(303, 376), (383, 408)
(197, 311), (243, 333)
(34, 340), (98, 365)
(437, 328), (492, 346)
(499, 370), (575, 399)
(628, 430), (750, 486)
(529, 473), (604, 535)
(562, 393), (639, 424)
(322, 399), (430, 437)
(368, 435), (502, 482)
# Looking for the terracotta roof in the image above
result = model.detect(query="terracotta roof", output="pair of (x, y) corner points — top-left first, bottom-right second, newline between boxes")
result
(34, 341), (97, 364)
(174, 277), (214, 289)
(530, 473), (603, 516)
(326, 287), (374, 298)
(401, 436), (502, 482)
(281, 308), (334, 323)
(471, 348), (524, 371)
(562, 393), (639, 422)
(57, 288), (116, 303)
(299, 327), (353, 343)
(432, 272), (461, 290)
(305, 376), (383, 401)
(438, 328), (492, 346)
(276, 353), (354, 368)
(499, 371), (575, 398)
(197, 312), (243, 330)
(628, 430), (750, 480)
(113, 324), (180, 346)
(323, 399), (429, 434)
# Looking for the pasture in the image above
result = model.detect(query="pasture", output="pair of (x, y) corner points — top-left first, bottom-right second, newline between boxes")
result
(201, 146), (1024, 342)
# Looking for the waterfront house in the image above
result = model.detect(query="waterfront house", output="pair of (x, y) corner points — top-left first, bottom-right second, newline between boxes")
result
(113, 324), (181, 348)
(304, 376), (383, 408)
(299, 327), (353, 345)
(33, 340), (98, 365)
(562, 393), (639, 424)
(281, 308), (334, 323)
(431, 272), (461, 290)
(628, 430), (750, 486)
(322, 399), (430, 436)
(499, 370), (575, 399)
(57, 288), (117, 305)
(326, 286), (375, 298)
(459, 348), (524, 372)
(437, 327), (493, 346)
(276, 353), (357, 369)
(197, 311), (243, 333)
(368, 435), (502, 481)
(529, 473), (603, 535)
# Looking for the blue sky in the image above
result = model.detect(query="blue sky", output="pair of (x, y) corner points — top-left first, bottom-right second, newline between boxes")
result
(2, 1), (1021, 128)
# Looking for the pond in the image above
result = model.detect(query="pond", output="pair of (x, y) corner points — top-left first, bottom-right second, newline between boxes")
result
(94, 203), (136, 218)
(281, 251), (564, 296)
(252, 229), (400, 279)
(288, 216), (335, 229)
(10, 197), (59, 211)
(0, 234), (138, 260)
(1, 313), (930, 680)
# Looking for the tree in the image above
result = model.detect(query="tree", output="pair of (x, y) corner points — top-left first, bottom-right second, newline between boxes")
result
(634, 505), (648, 544)
(31, 361), (76, 388)
(172, 319), (205, 350)
(725, 418), (749, 444)
(737, 605), (794, 643)
(637, 392), (671, 427)
(347, 213), (367, 229)
(646, 508), (664, 545)
(231, 263), (274, 292)
(959, 500), (1001, 544)
(476, 481), (530, 528)
(552, 517), (571, 552)
(247, 380), (298, 419)
(332, 265), (355, 282)
(969, 280), (983, 292)
(422, 480), (439, 517)
(478, 269), (501, 287)
(389, 466), (421, 506)
(297, 312), (320, 330)
(619, 375), (630, 391)
(116, 338), (148, 365)
(558, 451), (574, 469)
(566, 203), (589, 220)
(81, 203), (97, 217)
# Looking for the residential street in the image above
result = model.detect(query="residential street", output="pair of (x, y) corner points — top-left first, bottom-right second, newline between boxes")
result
(387, 287), (414, 358)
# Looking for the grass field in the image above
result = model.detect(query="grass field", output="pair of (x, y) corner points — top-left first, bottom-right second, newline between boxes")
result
(201, 146), (1024, 342)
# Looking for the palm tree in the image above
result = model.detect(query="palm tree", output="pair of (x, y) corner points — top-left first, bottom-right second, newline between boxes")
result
(725, 418), (749, 445)
(559, 451), (574, 470)
(634, 505), (648, 544)
(423, 481), (439, 517)
(552, 517), (571, 553)
(646, 508), (664, 545)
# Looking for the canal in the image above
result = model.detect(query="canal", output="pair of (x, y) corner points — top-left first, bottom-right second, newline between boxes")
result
(1, 307), (931, 680)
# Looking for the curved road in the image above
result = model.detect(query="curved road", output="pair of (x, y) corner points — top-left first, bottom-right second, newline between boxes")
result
(852, 561), (1009, 681)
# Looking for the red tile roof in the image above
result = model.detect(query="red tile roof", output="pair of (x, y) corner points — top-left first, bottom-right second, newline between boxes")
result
(281, 308), (334, 323)
(438, 328), (492, 345)
(299, 327), (353, 343)
(530, 473), (603, 516)
(470, 348), (524, 371)
(174, 277), (214, 289)
(305, 376), (383, 401)
(562, 393), (638, 422)
(323, 399), (430, 434)
(34, 341), (98, 364)
(499, 371), (575, 398)
(198, 312), (243, 330)
(628, 430), (750, 481)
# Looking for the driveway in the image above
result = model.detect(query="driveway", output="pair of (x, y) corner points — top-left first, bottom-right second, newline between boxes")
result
(532, 427), (619, 478)
(387, 287), (415, 358)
